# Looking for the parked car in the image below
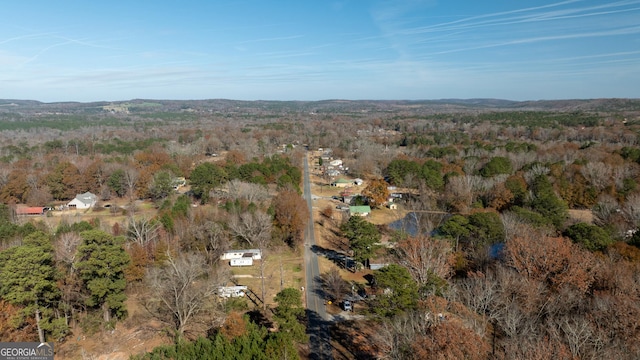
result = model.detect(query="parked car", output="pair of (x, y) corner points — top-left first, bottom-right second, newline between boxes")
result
(342, 300), (353, 311)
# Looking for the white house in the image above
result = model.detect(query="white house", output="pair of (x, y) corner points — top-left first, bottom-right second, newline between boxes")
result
(329, 159), (343, 167)
(67, 192), (97, 209)
(220, 249), (262, 261)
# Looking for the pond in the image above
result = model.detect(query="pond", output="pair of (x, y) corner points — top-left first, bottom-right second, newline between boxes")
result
(388, 212), (447, 237)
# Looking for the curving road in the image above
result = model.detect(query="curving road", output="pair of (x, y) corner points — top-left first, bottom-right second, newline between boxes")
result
(303, 154), (333, 360)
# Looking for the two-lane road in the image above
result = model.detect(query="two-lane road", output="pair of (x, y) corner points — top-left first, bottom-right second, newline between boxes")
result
(303, 154), (333, 360)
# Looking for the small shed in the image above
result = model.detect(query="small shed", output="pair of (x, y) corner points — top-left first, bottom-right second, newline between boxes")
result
(349, 205), (371, 217)
(16, 207), (45, 216)
(331, 178), (351, 187)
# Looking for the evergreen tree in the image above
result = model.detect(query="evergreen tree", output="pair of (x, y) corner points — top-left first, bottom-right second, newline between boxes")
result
(75, 230), (130, 322)
(190, 162), (228, 201)
(479, 156), (513, 177)
(107, 169), (127, 197)
(340, 215), (381, 268)
(372, 264), (418, 317)
(273, 288), (307, 344)
(148, 170), (175, 200)
(564, 222), (613, 252)
(0, 231), (67, 342)
(528, 175), (569, 229)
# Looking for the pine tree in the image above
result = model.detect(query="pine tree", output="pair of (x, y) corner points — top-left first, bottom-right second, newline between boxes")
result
(273, 288), (307, 344)
(75, 230), (130, 322)
(0, 231), (67, 342)
(341, 215), (381, 268)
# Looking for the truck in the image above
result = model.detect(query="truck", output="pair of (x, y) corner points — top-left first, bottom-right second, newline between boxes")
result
(217, 286), (248, 298)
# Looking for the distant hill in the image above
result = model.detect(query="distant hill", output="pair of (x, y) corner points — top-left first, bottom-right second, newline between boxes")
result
(0, 98), (639, 115)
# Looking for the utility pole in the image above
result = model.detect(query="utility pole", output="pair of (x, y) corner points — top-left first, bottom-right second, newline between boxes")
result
(280, 262), (284, 290)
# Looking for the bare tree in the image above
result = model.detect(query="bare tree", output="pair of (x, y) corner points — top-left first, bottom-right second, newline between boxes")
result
(322, 268), (349, 302)
(592, 194), (620, 227)
(549, 315), (602, 360)
(0, 167), (10, 187)
(55, 232), (82, 270)
(581, 161), (612, 191)
(126, 215), (161, 246)
(227, 179), (269, 204)
(145, 251), (228, 339)
(449, 271), (500, 337)
(375, 311), (430, 360)
(228, 210), (272, 246)
(124, 167), (139, 201)
(444, 175), (475, 213)
(524, 164), (550, 185)
(394, 236), (453, 291)
(190, 221), (229, 264)
(623, 193), (640, 227)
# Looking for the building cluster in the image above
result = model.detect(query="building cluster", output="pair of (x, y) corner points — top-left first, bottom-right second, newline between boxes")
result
(317, 148), (348, 178)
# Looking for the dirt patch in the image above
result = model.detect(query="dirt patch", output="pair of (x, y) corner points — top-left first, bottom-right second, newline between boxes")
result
(57, 295), (172, 360)
(568, 209), (593, 224)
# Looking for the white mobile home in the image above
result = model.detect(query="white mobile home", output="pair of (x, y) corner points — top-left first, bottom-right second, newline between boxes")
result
(220, 249), (262, 261)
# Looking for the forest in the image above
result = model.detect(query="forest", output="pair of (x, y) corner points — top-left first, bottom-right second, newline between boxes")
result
(0, 98), (640, 359)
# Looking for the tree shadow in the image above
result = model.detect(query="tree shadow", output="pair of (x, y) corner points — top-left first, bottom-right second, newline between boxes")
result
(245, 309), (273, 330)
(311, 245), (356, 272)
(306, 309), (335, 360)
(330, 320), (378, 360)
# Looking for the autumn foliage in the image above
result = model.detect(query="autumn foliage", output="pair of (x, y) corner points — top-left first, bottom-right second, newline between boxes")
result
(505, 234), (596, 293)
(362, 178), (390, 208)
(411, 320), (490, 360)
(272, 189), (309, 247)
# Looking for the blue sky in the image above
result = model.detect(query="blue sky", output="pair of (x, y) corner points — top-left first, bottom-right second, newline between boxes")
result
(1, 0), (639, 102)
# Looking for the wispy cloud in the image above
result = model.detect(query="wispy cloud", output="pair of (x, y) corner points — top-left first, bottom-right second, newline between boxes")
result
(400, 1), (640, 35)
(374, 1), (640, 51)
(431, 25), (640, 55)
(237, 34), (304, 44)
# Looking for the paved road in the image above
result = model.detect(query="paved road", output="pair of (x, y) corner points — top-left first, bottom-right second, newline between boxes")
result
(303, 154), (333, 360)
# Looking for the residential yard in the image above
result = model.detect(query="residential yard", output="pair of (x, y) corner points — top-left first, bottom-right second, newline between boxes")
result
(226, 247), (305, 308)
